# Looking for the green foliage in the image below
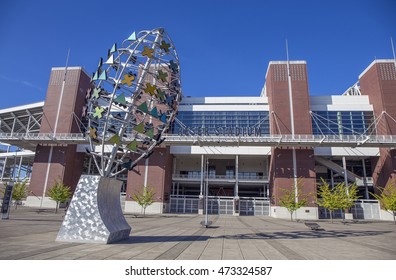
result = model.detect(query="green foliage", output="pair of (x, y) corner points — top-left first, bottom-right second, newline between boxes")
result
(316, 178), (360, 223)
(47, 179), (72, 213)
(132, 186), (155, 217)
(277, 178), (308, 221)
(371, 180), (396, 225)
(12, 180), (29, 209)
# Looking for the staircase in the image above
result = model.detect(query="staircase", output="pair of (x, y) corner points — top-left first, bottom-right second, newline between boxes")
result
(315, 157), (371, 186)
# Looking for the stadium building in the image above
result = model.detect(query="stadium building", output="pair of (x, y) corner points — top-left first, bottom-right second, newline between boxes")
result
(1, 59), (395, 220)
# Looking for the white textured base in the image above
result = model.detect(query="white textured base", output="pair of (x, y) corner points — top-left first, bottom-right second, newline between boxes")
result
(124, 201), (165, 214)
(25, 196), (57, 208)
(270, 206), (319, 220)
(380, 210), (396, 221)
(56, 175), (131, 244)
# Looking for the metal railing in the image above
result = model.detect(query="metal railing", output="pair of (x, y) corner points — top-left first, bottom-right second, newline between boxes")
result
(163, 134), (396, 147)
(1, 132), (396, 148)
(172, 174), (269, 182)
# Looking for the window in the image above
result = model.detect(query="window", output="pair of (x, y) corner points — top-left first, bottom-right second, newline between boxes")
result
(311, 111), (375, 136)
(172, 111), (270, 135)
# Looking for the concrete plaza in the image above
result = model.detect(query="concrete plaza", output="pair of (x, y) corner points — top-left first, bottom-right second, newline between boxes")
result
(0, 207), (395, 260)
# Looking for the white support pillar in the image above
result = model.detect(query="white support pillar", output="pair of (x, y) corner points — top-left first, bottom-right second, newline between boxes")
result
(235, 155), (239, 197)
(143, 158), (149, 188)
(286, 41), (298, 203)
(17, 155), (23, 180)
(342, 156), (349, 195)
(1, 145), (11, 180)
(362, 159), (369, 199)
(200, 154), (204, 196)
(172, 182), (176, 195)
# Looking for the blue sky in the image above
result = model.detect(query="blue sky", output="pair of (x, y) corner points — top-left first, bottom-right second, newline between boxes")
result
(0, 0), (395, 109)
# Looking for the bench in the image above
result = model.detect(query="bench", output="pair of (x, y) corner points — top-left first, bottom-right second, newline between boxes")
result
(304, 222), (323, 231)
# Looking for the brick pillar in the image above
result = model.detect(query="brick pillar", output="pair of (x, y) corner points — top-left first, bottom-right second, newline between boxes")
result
(125, 147), (173, 213)
(359, 60), (396, 189)
(29, 67), (91, 203)
(266, 61), (316, 207)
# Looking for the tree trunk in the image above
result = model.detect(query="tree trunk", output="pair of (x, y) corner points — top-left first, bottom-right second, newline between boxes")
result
(55, 201), (59, 214)
(330, 210), (333, 224)
(290, 212), (293, 222)
(15, 200), (18, 209)
(393, 212), (396, 225)
(143, 207), (146, 217)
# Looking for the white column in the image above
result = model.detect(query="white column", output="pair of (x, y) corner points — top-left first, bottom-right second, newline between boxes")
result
(342, 156), (349, 195)
(362, 159), (369, 199)
(143, 158), (149, 188)
(235, 155), (239, 197)
(200, 154), (204, 196)
(17, 155), (23, 180)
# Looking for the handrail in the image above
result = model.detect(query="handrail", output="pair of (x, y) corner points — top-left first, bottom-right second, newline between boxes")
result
(1, 133), (396, 148)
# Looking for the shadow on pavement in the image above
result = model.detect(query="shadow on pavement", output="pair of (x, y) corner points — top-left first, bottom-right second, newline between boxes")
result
(115, 235), (210, 244)
(217, 230), (393, 240)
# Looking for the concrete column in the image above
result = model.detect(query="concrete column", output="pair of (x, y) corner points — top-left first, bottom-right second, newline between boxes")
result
(362, 159), (369, 199)
(233, 155), (240, 216)
(198, 154), (204, 215)
(1, 157), (7, 180)
(235, 155), (239, 197)
(330, 170), (334, 188)
(200, 154), (204, 196)
(171, 182), (175, 195)
(143, 158), (149, 187)
(342, 156), (349, 195)
(17, 155), (23, 180)
(172, 156), (177, 176)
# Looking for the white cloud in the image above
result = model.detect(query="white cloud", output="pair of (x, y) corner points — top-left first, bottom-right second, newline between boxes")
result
(0, 74), (43, 92)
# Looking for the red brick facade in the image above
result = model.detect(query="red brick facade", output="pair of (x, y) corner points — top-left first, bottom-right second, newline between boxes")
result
(29, 67), (91, 196)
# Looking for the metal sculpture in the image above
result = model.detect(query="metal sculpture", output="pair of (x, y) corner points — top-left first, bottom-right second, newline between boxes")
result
(87, 28), (181, 176)
(57, 28), (182, 244)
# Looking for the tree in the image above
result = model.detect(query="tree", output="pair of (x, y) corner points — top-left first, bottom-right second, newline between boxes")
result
(47, 179), (72, 213)
(277, 178), (308, 221)
(316, 179), (360, 223)
(338, 183), (359, 223)
(132, 186), (155, 217)
(371, 180), (396, 225)
(12, 180), (29, 209)
(316, 179), (339, 223)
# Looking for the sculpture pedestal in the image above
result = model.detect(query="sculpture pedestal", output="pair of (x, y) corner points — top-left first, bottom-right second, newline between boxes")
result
(56, 175), (131, 244)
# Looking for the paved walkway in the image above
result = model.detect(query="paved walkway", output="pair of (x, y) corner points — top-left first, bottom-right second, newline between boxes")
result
(0, 207), (395, 260)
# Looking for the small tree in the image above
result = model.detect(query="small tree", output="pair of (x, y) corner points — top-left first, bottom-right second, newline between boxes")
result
(316, 179), (340, 223)
(338, 182), (359, 223)
(12, 180), (29, 209)
(132, 186), (155, 217)
(316, 179), (359, 223)
(47, 179), (72, 213)
(277, 178), (308, 221)
(371, 180), (396, 225)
